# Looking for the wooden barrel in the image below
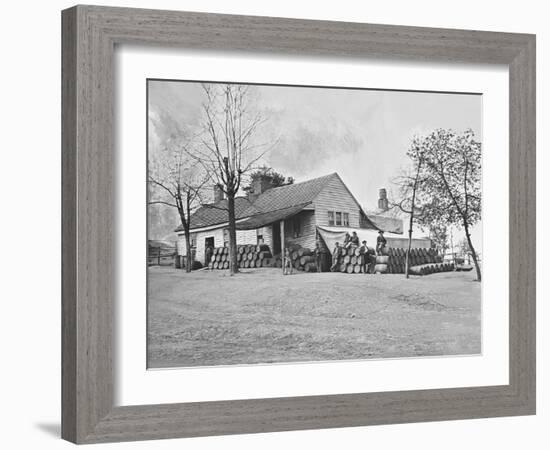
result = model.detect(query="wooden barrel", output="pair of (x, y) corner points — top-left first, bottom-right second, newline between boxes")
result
(354, 247), (362, 257)
(346, 264), (354, 274)
(340, 263), (348, 273)
(353, 264), (361, 274)
(343, 255), (351, 264)
(298, 248), (312, 257)
(246, 253), (252, 261)
(350, 256), (357, 265)
(374, 263), (388, 274)
(291, 251), (300, 261)
(255, 260), (262, 268)
(376, 255), (389, 264)
(293, 260), (302, 270)
(238, 246), (245, 255)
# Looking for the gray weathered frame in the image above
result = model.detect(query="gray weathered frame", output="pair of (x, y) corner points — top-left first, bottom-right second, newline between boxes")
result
(62, 5), (536, 444)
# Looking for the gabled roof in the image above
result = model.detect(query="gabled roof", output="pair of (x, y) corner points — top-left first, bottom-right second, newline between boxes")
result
(177, 172), (378, 232)
(175, 197), (257, 232)
(236, 202), (312, 230)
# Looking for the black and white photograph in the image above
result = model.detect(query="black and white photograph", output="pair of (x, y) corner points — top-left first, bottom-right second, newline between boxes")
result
(147, 80), (483, 369)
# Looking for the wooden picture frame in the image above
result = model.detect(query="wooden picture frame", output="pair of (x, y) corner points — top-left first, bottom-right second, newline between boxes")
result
(62, 5), (536, 444)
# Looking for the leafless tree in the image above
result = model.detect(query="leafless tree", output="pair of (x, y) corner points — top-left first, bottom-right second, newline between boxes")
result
(390, 142), (425, 278)
(148, 137), (208, 273)
(189, 84), (268, 275)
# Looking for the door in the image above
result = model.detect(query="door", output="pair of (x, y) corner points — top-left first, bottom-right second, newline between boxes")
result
(204, 237), (214, 264)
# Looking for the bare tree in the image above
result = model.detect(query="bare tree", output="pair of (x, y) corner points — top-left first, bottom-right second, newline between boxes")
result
(148, 137), (208, 273)
(190, 84), (268, 275)
(390, 138), (425, 278)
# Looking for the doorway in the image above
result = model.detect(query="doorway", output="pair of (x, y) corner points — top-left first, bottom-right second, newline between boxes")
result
(204, 236), (214, 264)
(272, 222), (281, 256)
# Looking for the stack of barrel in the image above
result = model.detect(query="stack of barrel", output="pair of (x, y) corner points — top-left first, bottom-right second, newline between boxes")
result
(237, 244), (273, 269)
(208, 244), (274, 270)
(375, 247), (454, 275)
(208, 246), (230, 270)
(334, 245), (375, 274)
(287, 244), (317, 272)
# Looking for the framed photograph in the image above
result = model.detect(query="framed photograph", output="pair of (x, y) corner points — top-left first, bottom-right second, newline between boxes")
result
(62, 5), (536, 444)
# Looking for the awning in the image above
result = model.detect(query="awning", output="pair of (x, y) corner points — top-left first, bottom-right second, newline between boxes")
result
(236, 202), (312, 230)
(317, 225), (431, 250)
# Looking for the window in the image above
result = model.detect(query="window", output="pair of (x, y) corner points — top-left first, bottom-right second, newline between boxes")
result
(256, 228), (264, 244)
(328, 210), (349, 227)
(343, 212), (350, 227)
(190, 236), (197, 248)
(223, 228), (229, 247)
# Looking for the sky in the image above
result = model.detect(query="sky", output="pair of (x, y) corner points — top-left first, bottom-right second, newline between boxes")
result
(148, 80), (482, 250)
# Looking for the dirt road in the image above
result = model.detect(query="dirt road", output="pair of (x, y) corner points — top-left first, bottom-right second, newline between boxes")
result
(147, 267), (481, 368)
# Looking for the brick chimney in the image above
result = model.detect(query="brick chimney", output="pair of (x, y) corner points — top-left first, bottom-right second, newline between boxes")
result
(213, 184), (225, 202)
(251, 177), (271, 195)
(378, 188), (389, 211)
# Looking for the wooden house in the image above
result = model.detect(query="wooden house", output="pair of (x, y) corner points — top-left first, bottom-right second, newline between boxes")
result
(176, 172), (381, 264)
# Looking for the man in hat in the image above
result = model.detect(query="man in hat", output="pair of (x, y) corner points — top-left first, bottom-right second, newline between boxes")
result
(330, 242), (341, 272)
(360, 240), (370, 274)
(376, 230), (387, 255)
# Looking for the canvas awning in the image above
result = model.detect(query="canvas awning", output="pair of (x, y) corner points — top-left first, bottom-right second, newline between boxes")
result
(235, 202), (312, 230)
(317, 225), (431, 251)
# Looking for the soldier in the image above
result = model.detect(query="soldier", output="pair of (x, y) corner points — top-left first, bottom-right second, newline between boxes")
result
(360, 240), (370, 274)
(283, 247), (293, 275)
(314, 240), (323, 273)
(376, 230), (387, 255)
(205, 244), (213, 269)
(330, 242), (341, 272)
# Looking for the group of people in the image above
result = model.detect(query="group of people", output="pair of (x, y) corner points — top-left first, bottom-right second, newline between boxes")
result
(282, 230), (387, 275)
(329, 230), (387, 274)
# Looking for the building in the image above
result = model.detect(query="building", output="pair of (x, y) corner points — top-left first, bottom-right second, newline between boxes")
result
(176, 172), (430, 265)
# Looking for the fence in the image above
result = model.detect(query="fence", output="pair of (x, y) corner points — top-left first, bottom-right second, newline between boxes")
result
(148, 240), (177, 267)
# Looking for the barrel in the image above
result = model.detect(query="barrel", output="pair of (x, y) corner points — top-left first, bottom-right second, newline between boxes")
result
(353, 264), (362, 274)
(346, 264), (354, 274)
(374, 263), (388, 274)
(350, 256), (357, 265)
(376, 255), (390, 264)
(340, 263), (348, 273)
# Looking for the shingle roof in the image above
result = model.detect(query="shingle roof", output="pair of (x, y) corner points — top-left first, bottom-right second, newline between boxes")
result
(236, 202), (312, 230)
(177, 173), (376, 232)
(174, 196), (257, 232)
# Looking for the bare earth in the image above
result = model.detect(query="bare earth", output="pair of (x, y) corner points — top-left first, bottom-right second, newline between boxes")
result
(147, 267), (481, 368)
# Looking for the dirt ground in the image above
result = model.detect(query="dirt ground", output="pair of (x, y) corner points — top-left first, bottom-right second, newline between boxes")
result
(147, 267), (481, 368)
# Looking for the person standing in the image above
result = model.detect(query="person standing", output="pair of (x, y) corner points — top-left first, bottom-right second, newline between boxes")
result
(330, 242), (341, 272)
(360, 240), (369, 274)
(314, 240), (323, 273)
(205, 244), (213, 269)
(283, 247), (293, 275)
(376, 230), (387, 255)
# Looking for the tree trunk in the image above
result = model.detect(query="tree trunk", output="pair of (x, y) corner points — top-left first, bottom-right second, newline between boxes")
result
(463, 221), (481, 282)
(184, 231), (192, 273)
(227, 192), (239, 275)
(405, 158), (421, 279)
(405, 226), (413, 279)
